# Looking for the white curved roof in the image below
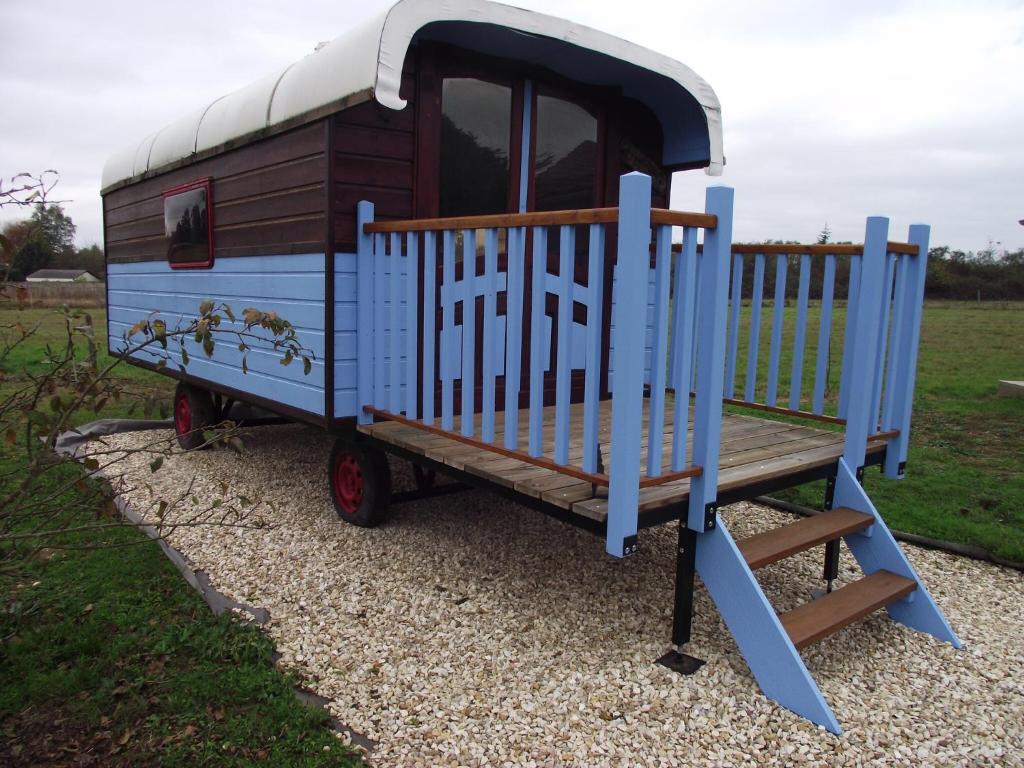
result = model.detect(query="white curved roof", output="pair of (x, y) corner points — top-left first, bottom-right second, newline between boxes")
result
(102, 0), (724, 192)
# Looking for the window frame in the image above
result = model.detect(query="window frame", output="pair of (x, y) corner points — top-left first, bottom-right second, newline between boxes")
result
(163, 177), (214, 270)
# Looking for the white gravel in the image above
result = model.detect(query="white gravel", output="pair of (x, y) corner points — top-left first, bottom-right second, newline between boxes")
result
(98, 424), (1024, 767)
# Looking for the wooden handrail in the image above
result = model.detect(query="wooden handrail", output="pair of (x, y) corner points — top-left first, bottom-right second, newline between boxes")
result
(691, 241), (920, 256)
(363, 206), (717, 234)
(650, 208), (718, 229)
(364, 207), (620, 233)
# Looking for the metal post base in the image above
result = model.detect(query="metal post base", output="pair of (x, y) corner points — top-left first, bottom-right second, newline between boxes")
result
(656, 649), (706, 675)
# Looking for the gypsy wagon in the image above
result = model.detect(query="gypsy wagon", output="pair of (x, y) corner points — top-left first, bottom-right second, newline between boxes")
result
(101, 0), (960, 733)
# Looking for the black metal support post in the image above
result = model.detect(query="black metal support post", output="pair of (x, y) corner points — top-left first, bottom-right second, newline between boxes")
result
(823, 538), (841, 593)
(657, 521), (705, 675)
(822, 472), (840, 592)
(672, 524), (698, 646)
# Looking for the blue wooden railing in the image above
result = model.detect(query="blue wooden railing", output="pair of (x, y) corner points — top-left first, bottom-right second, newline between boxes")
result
(355, 172), (930, 557)
(719, 224), (929, 479)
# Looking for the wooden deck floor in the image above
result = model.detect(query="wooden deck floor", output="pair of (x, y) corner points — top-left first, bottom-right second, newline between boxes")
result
(358, 402), (886, 527)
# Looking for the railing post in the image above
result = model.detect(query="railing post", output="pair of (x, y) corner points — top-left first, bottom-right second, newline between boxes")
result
(883, 225), (930, 478)
(356, 201), (375, 425)
(607, 172), (651, 558)
(686, 186), (734, 533)
(842, 216), (889, 469)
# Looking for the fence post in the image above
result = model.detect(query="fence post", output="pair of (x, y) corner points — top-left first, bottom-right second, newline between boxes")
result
(842, 216), (889, 469)
(356, 201), (375, 425)
(883, 225), (930, 478)
(686, 186), (734, 533)
(607, 172), (651, 558)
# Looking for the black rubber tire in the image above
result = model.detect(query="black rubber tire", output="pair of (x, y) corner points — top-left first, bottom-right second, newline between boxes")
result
(328, 437), (391, 527)
(173, 382), (216, 451)
(412, 463), (436, 491)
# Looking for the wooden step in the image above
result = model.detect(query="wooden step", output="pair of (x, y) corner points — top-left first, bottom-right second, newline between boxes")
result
(737, 507), (874, 570)
(780, 570), (917, 649)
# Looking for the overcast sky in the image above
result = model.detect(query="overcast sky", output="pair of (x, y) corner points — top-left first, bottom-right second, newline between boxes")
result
(2, 0), (1021, 252)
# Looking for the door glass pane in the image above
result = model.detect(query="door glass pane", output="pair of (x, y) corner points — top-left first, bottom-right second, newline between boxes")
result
(440, 78), (511, 217)
(534, 95), (598, 211)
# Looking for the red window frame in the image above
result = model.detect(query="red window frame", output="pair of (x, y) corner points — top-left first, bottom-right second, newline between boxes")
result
(163, 177), (214, 269)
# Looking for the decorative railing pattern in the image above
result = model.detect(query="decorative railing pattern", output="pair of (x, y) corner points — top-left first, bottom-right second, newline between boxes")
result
(355, 172), (929, 556)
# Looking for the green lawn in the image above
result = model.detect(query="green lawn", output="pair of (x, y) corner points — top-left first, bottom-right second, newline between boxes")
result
(726, 300), (1024, 562)
(0, 298), (1022, 761)
(1, 306), (361, 766)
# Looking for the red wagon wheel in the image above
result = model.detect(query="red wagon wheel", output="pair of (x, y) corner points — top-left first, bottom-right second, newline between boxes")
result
(173, 382), (215, 451)
(328, 437), (391, 527)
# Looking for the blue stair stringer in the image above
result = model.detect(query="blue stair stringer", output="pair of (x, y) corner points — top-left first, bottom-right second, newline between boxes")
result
(695, 459), (961, 734)
(695, 519), (842, 734)
(834, 457), (963, 648)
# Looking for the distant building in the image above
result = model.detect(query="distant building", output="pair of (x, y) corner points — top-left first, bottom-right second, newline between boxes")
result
(25, 269), (100, 283)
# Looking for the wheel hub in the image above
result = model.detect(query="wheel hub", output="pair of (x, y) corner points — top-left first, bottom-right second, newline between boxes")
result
(332, 453), (364, 514)
(174, 394), (192, 435)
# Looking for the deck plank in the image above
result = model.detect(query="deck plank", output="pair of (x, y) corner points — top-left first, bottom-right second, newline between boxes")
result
(358, 401), (882, 525)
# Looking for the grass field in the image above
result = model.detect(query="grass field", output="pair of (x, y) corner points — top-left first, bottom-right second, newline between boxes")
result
(0, 299), (1021, 760)
(731, 301), (1024, 562)
(0, 306), (361, 765)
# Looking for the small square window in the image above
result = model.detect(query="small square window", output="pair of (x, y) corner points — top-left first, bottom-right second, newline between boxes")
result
(164, 178), (213, 268)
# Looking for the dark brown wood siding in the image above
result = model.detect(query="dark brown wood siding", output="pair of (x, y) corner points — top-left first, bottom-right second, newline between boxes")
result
(332, 69), (417, 253)
(104, 122), (327, 263)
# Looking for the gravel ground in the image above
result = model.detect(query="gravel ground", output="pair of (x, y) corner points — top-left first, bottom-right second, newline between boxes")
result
(98, 424), (1023, 767)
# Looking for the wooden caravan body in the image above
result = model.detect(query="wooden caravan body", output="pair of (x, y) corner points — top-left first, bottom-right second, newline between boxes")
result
(102, 0), (959, 735)
(102, 0), (722, 427)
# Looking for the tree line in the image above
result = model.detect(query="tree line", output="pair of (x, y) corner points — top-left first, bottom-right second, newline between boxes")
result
(3, 199), (1022, 302)
(2, 202), (104, 281)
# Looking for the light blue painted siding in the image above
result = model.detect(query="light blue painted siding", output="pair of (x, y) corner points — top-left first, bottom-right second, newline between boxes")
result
(335, 251), (409, 417)
(107, 254), (326, 416)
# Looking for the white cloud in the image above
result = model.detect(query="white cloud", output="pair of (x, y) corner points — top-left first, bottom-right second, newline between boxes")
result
(1, 0), (1020, 251)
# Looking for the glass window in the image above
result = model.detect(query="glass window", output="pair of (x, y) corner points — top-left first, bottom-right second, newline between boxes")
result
(440, 78), (512, 217)
(164, 180), (212, 268)
(534, 95), (598, 211)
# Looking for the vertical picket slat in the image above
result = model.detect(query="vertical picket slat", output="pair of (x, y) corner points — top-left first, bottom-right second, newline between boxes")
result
(687, 186), (734, 533)
(554, 226), (575, 465)
(838, 254), (862, 419)
(481, 228), (498, 443)
(460, 230), (477, 437)
(869, 251), (896, 432)
(812, 254), (836, 414)
(404, 233), (418, 418)
(725, 252), (743, 398)
(765, 254), (788, 407)
(582, 223), (605, 474)
(373, 233), (387, 409)
(607, 172), (651, 557)
(504, 227), (525, 450)
(690, 254), (701, 393)
(788, 253), (811, 411)
(441, 231), (456, 431)
(881, 255), (908, 430)
(528, 227), (547, 457)
(356, 202), (375, 425)
(671, 227), (699, 472)
(883, 225), (930, 478)
(421, 232), (436, 425)
(646, 225), (673, 477)
(744, 253), (766, 401)
(388, 233), (402, 414)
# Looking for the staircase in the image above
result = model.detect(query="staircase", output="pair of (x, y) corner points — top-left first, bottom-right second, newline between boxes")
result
(738, 506), (917, 650)
(694, 458), (961, 734)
